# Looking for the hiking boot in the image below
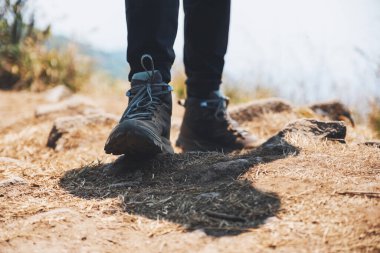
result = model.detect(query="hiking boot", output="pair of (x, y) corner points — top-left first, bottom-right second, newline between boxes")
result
(104, 55), (174, 157)
(176, 91), (258, 152)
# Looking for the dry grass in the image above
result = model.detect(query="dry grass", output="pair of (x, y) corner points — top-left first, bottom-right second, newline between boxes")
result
(368, 100), (380, 138)
(0, 90), (379, 253)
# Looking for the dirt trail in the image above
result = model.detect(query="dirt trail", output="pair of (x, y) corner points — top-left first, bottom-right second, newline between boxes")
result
(0, 90), (379, 253)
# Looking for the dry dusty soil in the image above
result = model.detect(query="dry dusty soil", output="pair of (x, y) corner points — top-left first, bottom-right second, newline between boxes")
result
(0, 90), (379, 253)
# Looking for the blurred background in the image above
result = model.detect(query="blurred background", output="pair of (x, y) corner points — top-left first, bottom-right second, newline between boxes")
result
(1, 0), (379, 113)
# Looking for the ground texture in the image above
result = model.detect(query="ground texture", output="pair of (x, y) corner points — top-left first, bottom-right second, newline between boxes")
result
(0, 90), (379, 253)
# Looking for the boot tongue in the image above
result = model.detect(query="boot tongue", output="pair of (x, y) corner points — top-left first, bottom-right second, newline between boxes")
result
(131, 70), (163, 86)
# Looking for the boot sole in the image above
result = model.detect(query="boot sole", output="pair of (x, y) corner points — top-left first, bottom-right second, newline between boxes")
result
(105, 121), (173, 157)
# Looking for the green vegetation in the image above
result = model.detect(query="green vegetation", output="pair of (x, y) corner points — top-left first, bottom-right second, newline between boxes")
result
(0, 0), (92, 91)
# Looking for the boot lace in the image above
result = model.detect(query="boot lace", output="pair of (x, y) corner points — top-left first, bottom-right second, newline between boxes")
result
(121, 55), (172, 121)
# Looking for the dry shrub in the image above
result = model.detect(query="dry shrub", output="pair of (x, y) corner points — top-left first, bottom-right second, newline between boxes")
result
(368, 99), (380, 138)
(171, 68), (186, 99)
(0, 0), (93, 91)
(223, 85), (276, 104)
(30, 45), (93, 92)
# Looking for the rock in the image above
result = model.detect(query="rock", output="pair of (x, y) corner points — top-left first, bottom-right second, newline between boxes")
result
(259, 135), (298, 155)
(201, 159), (250, 183)
(230, 98), (293, 123)
(309, 100), (355, 127)
(47, 112), (118, 150)
(279, 119), (347, 142)
(252, 119), (346, 160)
(0, 157), (26, 168)
(43, 85), (73, 102)
(363, 142), (380, 149)
(264, 216), (280, 225)
(35, 95), (96, 117)
(0, 176), (27, 187)
(188, 229), (207, 238)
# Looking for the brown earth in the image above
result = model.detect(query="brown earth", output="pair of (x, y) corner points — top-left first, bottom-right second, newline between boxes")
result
(0, 90), (379, 253)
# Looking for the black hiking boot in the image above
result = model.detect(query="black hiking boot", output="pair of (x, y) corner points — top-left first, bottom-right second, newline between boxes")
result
(104, 55), (174, 157)
(176, 91), (258, 152)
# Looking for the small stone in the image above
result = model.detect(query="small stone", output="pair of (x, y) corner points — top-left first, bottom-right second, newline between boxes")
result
(35, 95), (96, 117)
(264, 216), (280, 224)
(44, 85), (73, 102)
(189, 229), (207, 237)
(230, 98), (293, 123)
(0, 176), (27, 187)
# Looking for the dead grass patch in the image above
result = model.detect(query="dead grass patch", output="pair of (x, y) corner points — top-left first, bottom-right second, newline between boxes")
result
(0, 91), (379, 252)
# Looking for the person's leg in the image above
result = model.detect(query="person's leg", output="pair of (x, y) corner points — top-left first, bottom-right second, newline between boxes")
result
(126, 0), (179, 83)
(183, 0), (230, 98)
(177, 0), (258, 152)
(105, 0), (179, 157)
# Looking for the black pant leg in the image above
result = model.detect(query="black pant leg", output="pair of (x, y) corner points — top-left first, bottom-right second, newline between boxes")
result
(125, 0), (179, 83)
(183, 0), (231, 97)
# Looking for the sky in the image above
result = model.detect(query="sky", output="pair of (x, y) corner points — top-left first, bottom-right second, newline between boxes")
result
(33, 0), (380, 108)
(33, 0), (126, 51)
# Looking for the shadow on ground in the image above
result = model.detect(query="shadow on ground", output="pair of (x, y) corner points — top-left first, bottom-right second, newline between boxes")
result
(60, 137), (299, 236)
